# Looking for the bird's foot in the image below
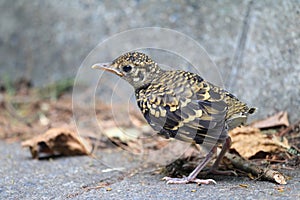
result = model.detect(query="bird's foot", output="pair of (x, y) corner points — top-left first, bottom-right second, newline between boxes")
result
(209, 169), (237, 176)
(162, 176), (216, 185)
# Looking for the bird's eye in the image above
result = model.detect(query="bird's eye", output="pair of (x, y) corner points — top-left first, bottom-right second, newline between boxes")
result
(122, 65), (132, 73)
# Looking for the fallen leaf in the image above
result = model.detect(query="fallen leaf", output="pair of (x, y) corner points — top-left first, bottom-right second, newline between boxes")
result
(103, 127), (141, 143)
(278, 120), (300, 137)
(251, 111), (289, 129)
(229, 126), (289, 159)
(21, 128), (92, 159)
(102, 125), (160, 154)
(239, 184), (248, 188)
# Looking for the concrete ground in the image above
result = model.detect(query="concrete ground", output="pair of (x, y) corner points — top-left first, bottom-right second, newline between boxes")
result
(1, 141), (299, 200)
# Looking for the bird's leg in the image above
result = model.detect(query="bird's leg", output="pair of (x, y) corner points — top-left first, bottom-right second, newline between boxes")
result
(162, 147), (217, 185)
(209, 136), (237, 176)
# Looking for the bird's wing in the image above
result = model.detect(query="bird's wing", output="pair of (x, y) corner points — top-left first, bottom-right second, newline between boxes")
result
(136, 74), (229, 144)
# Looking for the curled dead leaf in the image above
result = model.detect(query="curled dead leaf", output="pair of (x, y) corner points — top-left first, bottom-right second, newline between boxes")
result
(21, 128), (93, 159)
(251, 111), (289, 129)
(229, 126), (289, 159)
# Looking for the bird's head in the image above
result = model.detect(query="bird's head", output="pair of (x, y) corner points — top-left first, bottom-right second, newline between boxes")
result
(92, 52), (163, 89)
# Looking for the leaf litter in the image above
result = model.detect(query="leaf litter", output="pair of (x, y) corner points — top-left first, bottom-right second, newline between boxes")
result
(0, 79), (299, 184)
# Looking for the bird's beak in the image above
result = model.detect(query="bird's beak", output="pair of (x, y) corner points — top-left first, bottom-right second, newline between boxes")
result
(91, 63), (124, 77)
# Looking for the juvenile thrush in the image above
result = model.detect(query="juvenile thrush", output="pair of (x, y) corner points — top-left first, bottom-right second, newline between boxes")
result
(92, 52), (255, 185)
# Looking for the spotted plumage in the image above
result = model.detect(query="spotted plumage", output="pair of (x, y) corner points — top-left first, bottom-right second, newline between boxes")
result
(92, 51), (255, 185)
(135, 69), (254, 145)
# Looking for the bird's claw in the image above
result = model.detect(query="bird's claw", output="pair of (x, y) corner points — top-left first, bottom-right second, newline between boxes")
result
(162, 176), (217, 185)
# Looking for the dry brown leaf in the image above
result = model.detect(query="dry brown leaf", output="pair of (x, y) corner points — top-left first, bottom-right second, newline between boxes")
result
(229, 126), (288, 159)
(239, 184), (249, 188)
(251, 111), (289, 129)
(21, 128), (92, 159)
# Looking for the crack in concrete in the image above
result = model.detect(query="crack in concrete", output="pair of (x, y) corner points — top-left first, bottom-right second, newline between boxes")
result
(227, 0), (254, 90)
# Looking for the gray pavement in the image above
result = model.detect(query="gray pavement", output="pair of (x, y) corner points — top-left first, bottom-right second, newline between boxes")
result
(0, 141), (299, 199)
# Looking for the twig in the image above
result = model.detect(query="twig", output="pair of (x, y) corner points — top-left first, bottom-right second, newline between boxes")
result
(224, 151), (287, 184)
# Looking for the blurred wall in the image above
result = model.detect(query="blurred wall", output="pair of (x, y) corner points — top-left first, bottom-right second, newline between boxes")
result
(0, 0), (299, 122)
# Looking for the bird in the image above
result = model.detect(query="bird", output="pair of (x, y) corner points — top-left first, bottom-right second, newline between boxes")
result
(92, 51), (255, 185)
